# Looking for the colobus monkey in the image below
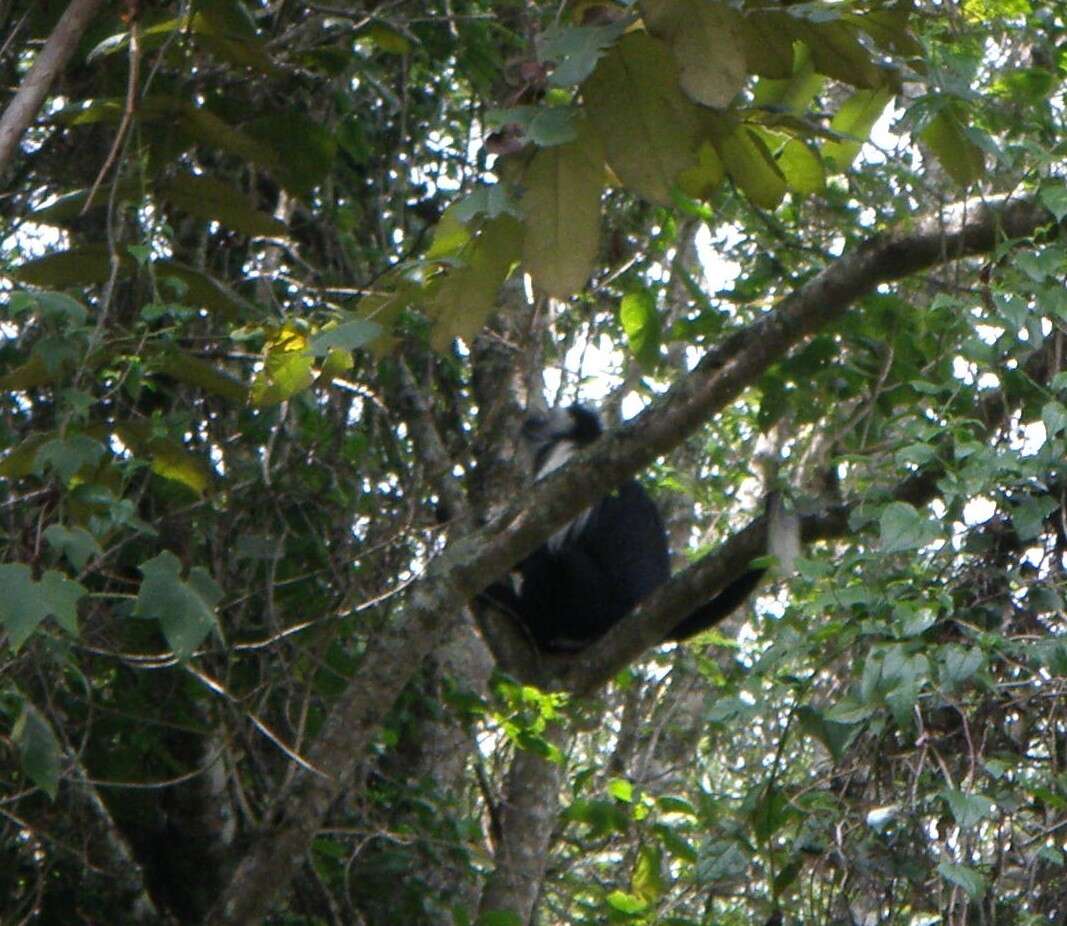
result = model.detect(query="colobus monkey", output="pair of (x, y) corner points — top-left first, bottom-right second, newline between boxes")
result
(485, 405), (793, 651)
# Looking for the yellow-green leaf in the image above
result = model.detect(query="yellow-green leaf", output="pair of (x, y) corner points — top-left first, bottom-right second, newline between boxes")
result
(677, 141), (725, 200)
(716, 125), (787, 209)
(429, 215), (523, 350)
(521, 121), (604, 297)
(250, 324), (316, 406)
(642, 0), (747, 109)
(582, 31), (701, 205)
(753, 44), (824, 115)
(775, 137), (826, 196)
(920, 107), (986, 187)
(822, 87), (892, 171)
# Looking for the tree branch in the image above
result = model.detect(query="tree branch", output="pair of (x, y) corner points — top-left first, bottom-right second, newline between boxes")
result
(0, 0), (107, 174)
(208, 194), (1056, 923)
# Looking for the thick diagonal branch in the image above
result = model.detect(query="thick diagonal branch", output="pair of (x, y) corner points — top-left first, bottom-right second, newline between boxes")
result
(208, 195), (1055, 924)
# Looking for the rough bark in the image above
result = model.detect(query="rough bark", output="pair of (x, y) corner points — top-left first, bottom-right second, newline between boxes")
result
(477, 725), (566, 924)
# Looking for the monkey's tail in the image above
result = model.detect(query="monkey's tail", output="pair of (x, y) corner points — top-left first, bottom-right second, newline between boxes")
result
(666, 493), (801, 643)
(665, 569), (766, 642)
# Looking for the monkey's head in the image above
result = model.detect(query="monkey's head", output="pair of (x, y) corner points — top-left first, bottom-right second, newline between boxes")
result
(522, 405), (602, 479)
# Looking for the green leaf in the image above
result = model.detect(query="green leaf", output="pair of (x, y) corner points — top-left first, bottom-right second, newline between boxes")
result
(605, 890), (648, 915)
(1010, 495), (1057, 541)
(0, 563), (85, 651)
(696, 840), (749, 884)
(156, 350), (249, 403)
(822, 87), (892, 171)
(476, 912), (523, 926)
(1042, 400), (1067, 438)
(250, 324), (316, 406)
(642, 0), (747, 108)
(753, 45), (825, 113)
(632, 844), (667, 902)
(160, 173), (288, 237)
(619, 288), (661, 368)
(796, 705), (861, 762)
(366, 23), (411, 55)
(583, 31), (701, 205)
(429, 214), (522, 350)
(43, 524), (103, 571)
(309, 318), (383, 356)
(942, 789), (996, 830)
(520, 120), (604, 297)
(879, 501), (939, 553)
(938, 861), (987, 900)
(13, 704), (62, 799)
(607, 778), (634, 802)
(133, 551), (222, 659)
(30, 291), (89, 327)
(245, 113), (336, 197)
(795, 19), (885, 88)
(775, 138), (826, 196)
(1040, 184), (1067, 222)
(919, 106), (985, 187)
(540, 21), (628, 88)
(716, 124), (787, 209)
(34, 434), (107, 483)
(14, 246), (121, 287)
(740, 11), (798, 79)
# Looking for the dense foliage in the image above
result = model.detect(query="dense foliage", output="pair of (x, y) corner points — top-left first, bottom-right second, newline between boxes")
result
(1, 1), (1066, 924)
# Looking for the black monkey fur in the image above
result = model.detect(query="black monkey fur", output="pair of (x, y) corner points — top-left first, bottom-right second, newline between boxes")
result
(484, 405), (771, 651)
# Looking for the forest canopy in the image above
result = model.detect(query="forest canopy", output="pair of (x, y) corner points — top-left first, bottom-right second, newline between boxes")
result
(1, 1), (1066, 924)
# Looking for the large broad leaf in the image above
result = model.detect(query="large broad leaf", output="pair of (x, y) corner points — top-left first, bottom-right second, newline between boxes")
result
(245, 113), (337, 197)
(156, 350), (249, 403)
(13, 246), (121, 286)
(793, 19), (885, 89)
(775, 137), (826, 196)
(938, 861), (987, 900)
(642, 0), (747, 108)
(739, 11), (798, 78)
(429, 214), (523, 350)
(160, 173), (288, 237)
(920, 105), (986, 186)
(753, 44), (825, 114)
(133, 551), (222, 659)
(154, 260), (259, 319)
(822, 87), (893, 171)
(714, 123), (787, 209)
(520, 121), (604, 297)
(13, 704), (62, 799)
(13, 247), (255, 318)
(0, 563), (85, 651)
(582, 31), (701, 205)
(43, 524), (103, 572)
(114, 423), (214, 496)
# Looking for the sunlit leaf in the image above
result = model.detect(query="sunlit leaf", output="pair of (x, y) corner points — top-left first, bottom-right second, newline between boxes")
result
(822, 87), (893, 171)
